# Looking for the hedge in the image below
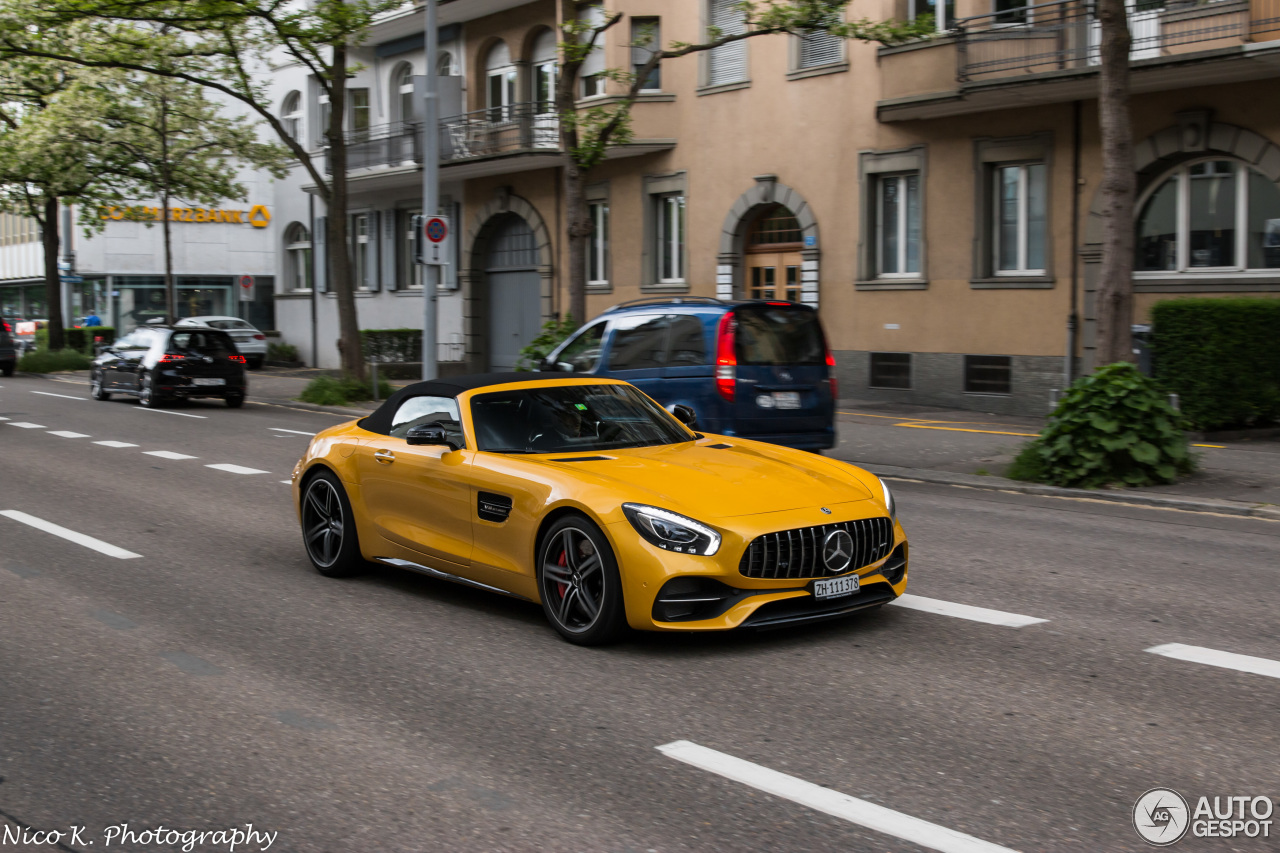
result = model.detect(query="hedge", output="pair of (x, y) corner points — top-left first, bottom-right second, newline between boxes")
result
(1150, 298), (1280, 430)
(68, 326), (115, 354)
(361, 328), (421, 363)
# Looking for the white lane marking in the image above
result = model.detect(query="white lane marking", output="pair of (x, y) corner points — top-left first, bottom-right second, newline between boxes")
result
(1147, 643), (1280, 680)
(657, 741), (1020, 853)
(94, 440), (139, 448)
(48, 431), (90, 439)
(144, 450), (198, 460)
(7, 422), (46, 429)
(269, 427), (316, 436)
(0, 510), (142, 560)
(889, 594), (1047, 628)
(136, 408), (207, 419)
(206, 463), (269, 475)
(31, 391), (85, 401)
(0, 416), (8, 420)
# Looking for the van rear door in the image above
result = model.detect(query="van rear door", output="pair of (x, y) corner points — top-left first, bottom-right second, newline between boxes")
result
(731, 304), (832, 437)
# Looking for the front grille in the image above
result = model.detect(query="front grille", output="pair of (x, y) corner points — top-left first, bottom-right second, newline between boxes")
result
(739, 517), (894, 579)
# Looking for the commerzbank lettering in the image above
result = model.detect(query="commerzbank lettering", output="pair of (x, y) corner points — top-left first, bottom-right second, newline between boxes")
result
(99, 204), (271, 227)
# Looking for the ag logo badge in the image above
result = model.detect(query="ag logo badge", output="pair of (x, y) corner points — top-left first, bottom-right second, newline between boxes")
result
(1134, 788), (1190, 846)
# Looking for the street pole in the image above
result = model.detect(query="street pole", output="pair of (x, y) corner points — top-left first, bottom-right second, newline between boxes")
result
(421, 0), (439, 381)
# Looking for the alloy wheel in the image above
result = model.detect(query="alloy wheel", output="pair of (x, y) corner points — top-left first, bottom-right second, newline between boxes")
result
(139, 373), (154, 407)
(540, 527), (605, 633)
(302, 478), (345, 568)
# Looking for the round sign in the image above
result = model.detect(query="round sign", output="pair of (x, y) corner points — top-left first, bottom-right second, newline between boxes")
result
(1132, 788), (1190, 846)
(424, 217), (448, 243)
(239, 275), (255, 290)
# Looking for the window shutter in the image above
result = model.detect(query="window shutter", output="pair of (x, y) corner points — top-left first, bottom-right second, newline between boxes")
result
(708, 0), (748, 86)
(798, 29), (843, 68)
(580, 5), (606, 81)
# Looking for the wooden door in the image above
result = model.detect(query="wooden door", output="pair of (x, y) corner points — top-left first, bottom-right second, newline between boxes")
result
(744, 252), (802, 302)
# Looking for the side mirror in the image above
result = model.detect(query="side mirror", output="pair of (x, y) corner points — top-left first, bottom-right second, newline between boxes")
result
(405, 421), (459, 450)
(668, 404), (699, 429)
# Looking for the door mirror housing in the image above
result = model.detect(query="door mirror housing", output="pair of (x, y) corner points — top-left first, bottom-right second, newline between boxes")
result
(405, 421), (459, 450)
(668, 404), (699, 429)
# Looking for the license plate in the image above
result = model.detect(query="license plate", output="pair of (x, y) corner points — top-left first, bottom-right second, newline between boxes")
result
(193, 377), (225, 386)
(813, 574), (860, 600)
(774, 391), (801, 409)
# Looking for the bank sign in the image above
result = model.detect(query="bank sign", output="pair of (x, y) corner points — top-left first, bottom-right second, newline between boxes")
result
(99, 204), (271, 227)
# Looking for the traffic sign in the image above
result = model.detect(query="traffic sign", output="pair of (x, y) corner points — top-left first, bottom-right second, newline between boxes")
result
(415, 214), (451, 266)
(60, 275), (84, 283)
(239, 274), (255, 302)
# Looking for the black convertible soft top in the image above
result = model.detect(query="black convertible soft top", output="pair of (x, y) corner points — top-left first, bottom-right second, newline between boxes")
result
(359, 371), (594, 435)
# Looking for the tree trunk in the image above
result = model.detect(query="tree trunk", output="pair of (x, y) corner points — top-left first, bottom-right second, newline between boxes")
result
(1095, 0), (1136, 366)
(564, 159), (590, 328)
(42, 195), (65, 351)
(327, 41), (364, 381)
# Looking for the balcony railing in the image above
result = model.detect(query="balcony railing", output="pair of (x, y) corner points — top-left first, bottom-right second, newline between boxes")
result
(954, 0), (1280, 83)
(326, 103), (561, 173)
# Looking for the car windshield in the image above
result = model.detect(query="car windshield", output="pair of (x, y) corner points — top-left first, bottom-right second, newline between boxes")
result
(470, 384), (692, 453)
(170, 331), (237, 355)
(735, 305), (826, 366)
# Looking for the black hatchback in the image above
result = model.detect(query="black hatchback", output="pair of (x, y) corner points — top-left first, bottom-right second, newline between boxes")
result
(0, 319), (17, 377)
(90, 326), (248, 408)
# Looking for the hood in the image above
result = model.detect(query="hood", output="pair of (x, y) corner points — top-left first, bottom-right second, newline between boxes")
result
(543, 440), (874, 519)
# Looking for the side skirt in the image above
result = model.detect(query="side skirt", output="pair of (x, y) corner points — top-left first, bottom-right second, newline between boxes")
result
(374, 557), (532, 602)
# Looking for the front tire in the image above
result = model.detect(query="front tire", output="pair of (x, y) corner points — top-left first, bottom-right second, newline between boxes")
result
(90, 370), (111, 401)
(138, 372), (161, 407)
(537, 515), (627, 645)
(301, 470), (363, 578)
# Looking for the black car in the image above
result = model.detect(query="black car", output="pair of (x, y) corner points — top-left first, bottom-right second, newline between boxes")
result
(90, 326), (247, 408)
(0, 319), (16, 376)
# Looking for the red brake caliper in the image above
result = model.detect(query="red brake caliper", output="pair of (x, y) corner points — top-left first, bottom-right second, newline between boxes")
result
(556, 549), (569, 600)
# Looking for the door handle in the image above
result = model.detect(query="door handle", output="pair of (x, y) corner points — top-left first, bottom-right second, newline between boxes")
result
(374, 449), (395, 464)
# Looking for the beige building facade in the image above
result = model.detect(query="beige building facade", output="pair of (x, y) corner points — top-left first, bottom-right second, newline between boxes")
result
(278, 0), (1280, 413)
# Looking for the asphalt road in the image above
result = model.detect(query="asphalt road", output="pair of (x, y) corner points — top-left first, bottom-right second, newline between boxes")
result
(2, 371), (1278, 853)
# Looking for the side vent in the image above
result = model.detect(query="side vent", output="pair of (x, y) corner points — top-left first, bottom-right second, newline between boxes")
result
(707, 443), (733, 449)
(477, 491), (513, 523)
(550, 456), (613, 462)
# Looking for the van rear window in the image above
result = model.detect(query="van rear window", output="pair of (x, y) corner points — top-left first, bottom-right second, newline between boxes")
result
(734, 306), (825, 366)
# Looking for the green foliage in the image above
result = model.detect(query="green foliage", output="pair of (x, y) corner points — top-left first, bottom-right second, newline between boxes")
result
(298, 375), (393, 407)
(1150, 298), (1280, 430)
(1006, 441), (1048, 483)
(361, 328), (422, 363)
(67, 325), (113, 354)
(267, 341), (299, 362)
(1014, 363), (1193, 488)
(516, 315), (577, 371)
(17, 347), (91, 372)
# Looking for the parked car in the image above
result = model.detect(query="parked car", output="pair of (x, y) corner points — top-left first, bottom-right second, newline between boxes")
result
(0, 320), (17, 376)
(90, 325), (248, 408)
(9, 318), (43, 354)
(293, 373), (905, 645)
(175, 316), (268, 368)
(538, 298), (836, 450)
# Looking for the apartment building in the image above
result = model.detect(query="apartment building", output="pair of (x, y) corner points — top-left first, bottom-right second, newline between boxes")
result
(271, 0), (1280, 413)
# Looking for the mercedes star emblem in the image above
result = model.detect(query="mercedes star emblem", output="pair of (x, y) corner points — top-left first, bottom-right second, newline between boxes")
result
(822, 529), (855, 573)
(820, 507), (832, 515)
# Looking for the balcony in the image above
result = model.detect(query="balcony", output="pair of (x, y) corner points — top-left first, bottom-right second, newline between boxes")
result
(879, 0), (1280, 120)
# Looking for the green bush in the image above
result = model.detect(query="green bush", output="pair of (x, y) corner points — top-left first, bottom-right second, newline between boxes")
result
(68, 326), (115, 354)
(361, 329), (421, 363)
(298, 375), (394, 407)
(1150, 297), (1280, 430)
(1012, 362), (1194, 488)
(17, 348), (92, 373)
(516, 314), (576, 371)
(267, 341), (300, 362)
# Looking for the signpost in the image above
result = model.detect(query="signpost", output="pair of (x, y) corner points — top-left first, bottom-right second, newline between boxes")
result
(238, 274), (255, 302)
(419, 215), (451, 266)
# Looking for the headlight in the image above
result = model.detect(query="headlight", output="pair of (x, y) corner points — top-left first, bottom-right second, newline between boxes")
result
(622, 503), (721, 556)
(878, 477), (897, 520)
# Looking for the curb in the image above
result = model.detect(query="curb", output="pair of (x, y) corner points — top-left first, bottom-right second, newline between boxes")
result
(864, 463), (1280, 521)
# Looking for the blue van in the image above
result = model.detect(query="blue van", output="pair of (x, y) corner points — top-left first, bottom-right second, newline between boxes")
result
(538, 298), (836, 450)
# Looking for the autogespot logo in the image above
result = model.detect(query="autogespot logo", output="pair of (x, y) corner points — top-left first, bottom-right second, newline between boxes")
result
(1134, 788), (1190, 846)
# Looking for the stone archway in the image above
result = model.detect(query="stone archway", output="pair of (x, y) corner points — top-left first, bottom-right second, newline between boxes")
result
(1080, 113), (1280, 368)
(717, 175), (821, 307)
(460, 188), (554, 372)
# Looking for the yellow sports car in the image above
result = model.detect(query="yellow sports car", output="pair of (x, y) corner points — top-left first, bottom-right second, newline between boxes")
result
(292, 374), (907, 645)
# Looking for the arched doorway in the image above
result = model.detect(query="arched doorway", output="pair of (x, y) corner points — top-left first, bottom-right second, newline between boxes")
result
(483, 213), (541, 371)
(743, 205), (804, 301)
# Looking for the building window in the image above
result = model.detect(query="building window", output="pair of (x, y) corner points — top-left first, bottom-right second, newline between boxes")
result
(993, 163), (1046, 275)
(580, 5), (607, 98)
(707, 0), (748, 86)
(869, 352), (912, 389)
(352, 214), (372, 290)
(964, 355), (1012, 394)
(656, 195), (685, 283)
(1136, 159), (1280, 272)
(317, 92), (331, 145)
(393, 63), (415, 124)
(285, 223), (312, 291)
(282, 91), (302, 141)
(796, 28), (844, 69)
(588, 201), (609, 287)
(437, 51), (455, 77)
(485, 42), (516, 122)
(532, 29), (558, 113)
(993, 0), (1030, 25)
(876, 174), (922, 277)
(910, 0), (955, 31)
(632, 17), (662, 90)
(399, 209), (425, 290)
(349, 88), (370, 138)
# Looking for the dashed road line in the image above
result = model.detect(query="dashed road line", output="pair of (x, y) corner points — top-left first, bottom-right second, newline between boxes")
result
(889, 594), (1048, 628)
(136, 408), (207, 419)
(269, 427), (316, 436)
(6, 422), (46, 429)
(94, 440), (138, 448)
(30, 391), (85, 401)
(47, 431), (90, 439)
(657, 741), (1021, 853)
(0, 510), (142, 560)
(206, 463), (269, 475)
(144, 450), (198, 460)
(1146, 643), (1280, 680)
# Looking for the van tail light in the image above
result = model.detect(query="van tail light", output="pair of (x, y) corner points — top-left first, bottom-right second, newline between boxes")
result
(253, 334), (265, 340)
(825, 345), (838, 401)
(159, 353), (185, 363)
(715, 311), (737, 402)
(229, 355), (247, 363)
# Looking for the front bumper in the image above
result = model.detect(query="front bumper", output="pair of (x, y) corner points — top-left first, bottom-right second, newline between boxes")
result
(607, 502), (907, 632)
